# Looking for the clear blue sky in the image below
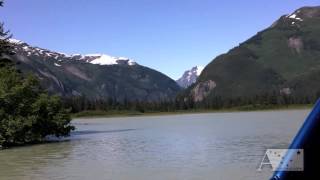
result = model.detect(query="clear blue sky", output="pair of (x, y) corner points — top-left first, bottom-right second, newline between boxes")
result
(0, 0), (319, 79)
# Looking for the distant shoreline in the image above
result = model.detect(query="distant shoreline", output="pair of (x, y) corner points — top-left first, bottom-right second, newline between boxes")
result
(72, 104), (312, 118)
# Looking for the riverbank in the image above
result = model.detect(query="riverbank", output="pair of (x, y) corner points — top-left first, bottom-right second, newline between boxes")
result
(72, 104), (312, 118)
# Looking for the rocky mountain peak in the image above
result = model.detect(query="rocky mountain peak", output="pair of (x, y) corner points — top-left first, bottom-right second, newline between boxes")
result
(176, 66), (204, 88)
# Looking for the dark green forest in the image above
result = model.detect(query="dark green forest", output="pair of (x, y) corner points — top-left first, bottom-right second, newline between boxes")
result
(64, 91), (316, 115)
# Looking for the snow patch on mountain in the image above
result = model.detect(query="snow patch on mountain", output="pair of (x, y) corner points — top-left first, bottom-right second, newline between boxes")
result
(196, 66), (204, 76)
(84, 54), (136, 66)
(9, 38), (137, 66)
(89, 54), (118, 65)
(8, 38), (23, 44)
(287, 12), (303, 21)
(90, 54), (126, 65)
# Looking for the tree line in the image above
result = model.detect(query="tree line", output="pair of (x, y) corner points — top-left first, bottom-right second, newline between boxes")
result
(64, 90), (317, 114)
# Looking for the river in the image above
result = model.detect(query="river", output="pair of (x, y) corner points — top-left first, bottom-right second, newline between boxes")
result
(0, 110), (309, 180)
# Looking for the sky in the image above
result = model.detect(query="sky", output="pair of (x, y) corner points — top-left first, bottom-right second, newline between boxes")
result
(0, 0), (319, 79)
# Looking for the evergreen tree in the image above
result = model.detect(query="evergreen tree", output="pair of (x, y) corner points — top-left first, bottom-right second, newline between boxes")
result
(0, 62), (75, 146)
(0, 1), (74, 147)
(0, 1), (12, 57)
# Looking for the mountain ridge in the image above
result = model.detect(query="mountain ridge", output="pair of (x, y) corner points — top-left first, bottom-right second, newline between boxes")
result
(186, 6), (320, 103)
(7, 38), (181, 102)
(8, 38), (137, 66)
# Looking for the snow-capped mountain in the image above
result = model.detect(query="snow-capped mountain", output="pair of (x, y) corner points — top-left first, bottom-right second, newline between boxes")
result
(176, 66), (204, 88)
(6, 39), (181, 101)
(9, 38), (137, 66)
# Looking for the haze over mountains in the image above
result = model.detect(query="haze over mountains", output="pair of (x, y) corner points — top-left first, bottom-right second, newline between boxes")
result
(186, 6), (320, 103)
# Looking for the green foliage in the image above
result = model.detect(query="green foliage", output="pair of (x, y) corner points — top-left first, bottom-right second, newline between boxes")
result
(185, 7), (320, 104)
(0, 22), (11, 56)
(0, 64), (74, 147)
